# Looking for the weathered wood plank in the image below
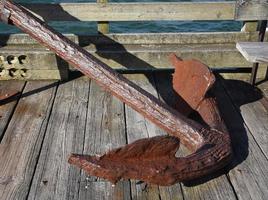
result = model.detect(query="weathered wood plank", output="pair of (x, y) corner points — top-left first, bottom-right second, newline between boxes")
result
(78, 81), (131, 200)
(258, 81), (268, 98)
(236, 42), (268, 63)
(241, 21), (258, 32)
(0, 32), (263, 80)
(220, 72), (268, 82)
(154, 73), (237, 200)
(215, 76), (268, 199)
(0, 32), (257, 46)
(0, 81), (25, 139)
(0, 47), (68, 80)
(0, 44), (253, 70)
(124, 74), (163, 200)
(182, 182), (237, 200)
(0, 81), (58, 200)
(220, 72), (268, 96)
(0, 48), (256, 79)
(235, 0), (268, 20)
(0, 70), (68, 80)
(0, 33), (77, 45)
(220, 77), (268, 159)
(97, 0), (109, 34)
(260, 91), (268, 113)
(124, 74), (183, 200)
(22, 2), (235, 22)
(0, 46), (62, 70)
(84, 44), (251, 69)
(27, 78), (89, 200)
(80, 181), (130, 200)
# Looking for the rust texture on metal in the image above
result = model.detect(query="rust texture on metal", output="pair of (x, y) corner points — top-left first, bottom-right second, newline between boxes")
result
(0, 1), (232, 186)
(0, 0), (10, 24)
(170, 54), (215, 110)
(69, 55), (232, 185)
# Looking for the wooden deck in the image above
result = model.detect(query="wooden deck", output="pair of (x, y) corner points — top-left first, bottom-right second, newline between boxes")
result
(0, 73), (268, 200)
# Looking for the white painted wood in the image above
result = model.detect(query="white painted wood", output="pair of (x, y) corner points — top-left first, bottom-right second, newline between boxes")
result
(236, 42), (268, 63)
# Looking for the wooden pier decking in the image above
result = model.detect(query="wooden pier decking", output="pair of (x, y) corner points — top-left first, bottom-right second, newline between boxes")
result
(0, 73), (268, 200)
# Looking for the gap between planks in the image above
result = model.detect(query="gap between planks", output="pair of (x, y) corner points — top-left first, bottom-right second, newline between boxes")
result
(216, 74), (268, 200)
(220, 74), (268, 160)
(0, 81), (26, 141)
(124, 74), (184, 200)
(0, 81), (58, 200)
(153, 73), (237, 200)
(1, 73), (268, 200)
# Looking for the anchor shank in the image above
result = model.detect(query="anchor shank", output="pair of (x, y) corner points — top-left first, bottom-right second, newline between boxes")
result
(1, 0), (205, 150)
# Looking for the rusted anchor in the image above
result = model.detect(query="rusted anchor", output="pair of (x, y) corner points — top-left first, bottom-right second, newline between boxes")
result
(69, 55), (232, 185)
(0, 0), (232, 186)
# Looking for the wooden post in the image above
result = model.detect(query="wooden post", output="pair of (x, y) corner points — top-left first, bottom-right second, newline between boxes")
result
(241, 21), (258, 32)
(97, 0), (109, 34)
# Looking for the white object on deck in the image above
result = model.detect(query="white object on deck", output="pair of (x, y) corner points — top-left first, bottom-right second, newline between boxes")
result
(236, 42), (268, 63)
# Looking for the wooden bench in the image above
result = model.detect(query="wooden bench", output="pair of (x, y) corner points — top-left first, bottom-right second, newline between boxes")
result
(236, 42), (268, 63)
(235, 0), (268, 85)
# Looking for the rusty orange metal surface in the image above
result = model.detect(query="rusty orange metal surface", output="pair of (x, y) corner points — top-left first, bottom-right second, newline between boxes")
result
(0, 0), (232, 186)
(69, 56), (232, 185)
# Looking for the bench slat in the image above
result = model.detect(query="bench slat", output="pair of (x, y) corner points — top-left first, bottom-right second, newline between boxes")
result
(236, 42), (268, 63)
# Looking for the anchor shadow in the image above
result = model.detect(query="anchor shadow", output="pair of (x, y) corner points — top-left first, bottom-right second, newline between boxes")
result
(181, 75), (263, 186)
(74, 27), (263, 186)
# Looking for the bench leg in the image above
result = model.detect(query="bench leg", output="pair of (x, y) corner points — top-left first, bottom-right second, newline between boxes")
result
(250, 20), (268, 86)
(250, 63), (259, 85)
(265, 65), (268, 81)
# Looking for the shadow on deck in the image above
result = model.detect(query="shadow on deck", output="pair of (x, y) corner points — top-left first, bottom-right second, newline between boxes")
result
(0, 72), (268, 200)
